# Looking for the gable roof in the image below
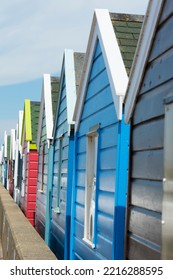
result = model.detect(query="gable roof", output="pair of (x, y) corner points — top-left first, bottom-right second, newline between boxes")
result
(37, 74), (60, 148)
(111, 13), (143, 76)
(21, 99), (40, 149)
(53, 49), (85, 139)
(73, 9), (143, 130)
(51, 76), (60, 122)
(124, 0), (164, 123)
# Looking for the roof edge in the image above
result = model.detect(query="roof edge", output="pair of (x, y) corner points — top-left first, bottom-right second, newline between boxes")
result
(124, 0), (165, 124)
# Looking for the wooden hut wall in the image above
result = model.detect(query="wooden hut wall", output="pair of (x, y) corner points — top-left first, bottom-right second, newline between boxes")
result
(126, 0), (173, 260)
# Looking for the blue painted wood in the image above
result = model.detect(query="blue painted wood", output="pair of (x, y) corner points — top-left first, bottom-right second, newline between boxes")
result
(45, 144), (54, 246)
(49, 57), (76, 260)
(71, 40), (129, 260)
(113, 112), (130, 259)
(35, 106), (49, 240)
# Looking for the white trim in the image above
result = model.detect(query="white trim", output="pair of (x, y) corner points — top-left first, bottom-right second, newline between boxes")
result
(18, 110), (23, 154)
(52, 49), (76, 140)
(65, 49), (76, 125)
(44, 74), (53, 139)
(124, 0), (164, 124)
(10, 129), (16, 160)
(37, 74), (54, 150)
(14, 139), (19, 188)
(4, 131), (7, 158)
(73, 9), (128, 131)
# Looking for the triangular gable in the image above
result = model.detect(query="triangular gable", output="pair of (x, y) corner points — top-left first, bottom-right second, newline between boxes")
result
(4, 131), (9, 159)
(21, 99), (32, 145)
(73, 9), (130, 129)
(37, 74), (54, 148)
(124, 0), (164, 123)
(21, 99), (40, 149)
(53, 49), (84, 139)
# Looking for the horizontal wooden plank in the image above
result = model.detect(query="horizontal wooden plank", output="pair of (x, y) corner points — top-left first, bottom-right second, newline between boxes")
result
(150, 13), (173, 61)
(132, 149), (163, 180)
(97, 191), (114, 216)
(74, 237), (103, 260)
(99, 146), (117, 170)
(76, 186), (85, 206)
(78, 103), (117, 137)
(130, 179), (163, 212)
(97, 213), (114, 240)
(89, 52), (106, 81)
(159, 0), (173, 25)
(96, 234), (113, 259)
(75, 204), (84, 224)
(128, 207), (161, 246)
(133, 79), (173, 125)
(127, 234), (160, 260)
(98, 170), (116, 193)
(85, 69), (109, 101)
(82, 86), (113, 120)
(100, 124), (118, 149)
(141, 47), (173, 94)
(132, 118), (164, 151)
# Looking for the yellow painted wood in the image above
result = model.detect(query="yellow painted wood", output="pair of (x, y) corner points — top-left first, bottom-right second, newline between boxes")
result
(29, 143), (37, 150)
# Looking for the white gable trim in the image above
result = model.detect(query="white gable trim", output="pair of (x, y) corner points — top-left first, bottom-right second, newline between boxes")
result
(18, 110), (23, 154)
(53, 49), (76, 140)
(65, 49), (76, 125)
(44, 74), (53, 139)
(73, 9), (128, 132)
(37, 74), (53, 149)
(124, 0), (164, 124)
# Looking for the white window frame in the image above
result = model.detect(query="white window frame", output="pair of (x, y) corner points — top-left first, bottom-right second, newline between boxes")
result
(83, 125), (99, 248)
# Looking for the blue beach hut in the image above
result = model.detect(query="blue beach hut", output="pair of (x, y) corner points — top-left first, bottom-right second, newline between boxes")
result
(70, 9), (143, 260)
(48, 50), (85, 259)
(35, 74), (59, 239)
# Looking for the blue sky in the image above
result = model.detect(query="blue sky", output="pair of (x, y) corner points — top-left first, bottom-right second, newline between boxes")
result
(0, 0), (149, 145)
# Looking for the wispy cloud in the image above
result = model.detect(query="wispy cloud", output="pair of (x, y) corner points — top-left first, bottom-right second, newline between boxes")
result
(0, 0), (149, 86)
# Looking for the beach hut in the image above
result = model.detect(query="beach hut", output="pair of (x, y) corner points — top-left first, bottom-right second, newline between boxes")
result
(71, 9), (143, 260)
(124, 0), (172, 259)
(3, 131), (11, 189)
(20, 99), (40, 226)
(13, 110), (24, 204)
(0, 145), (4, 183)
(8, 129), (16, 197)
(48, 49), (85, 260)
(35, 74), (60, 240)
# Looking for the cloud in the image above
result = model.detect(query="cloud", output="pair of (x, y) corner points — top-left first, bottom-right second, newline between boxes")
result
(0, 0), (149, 86)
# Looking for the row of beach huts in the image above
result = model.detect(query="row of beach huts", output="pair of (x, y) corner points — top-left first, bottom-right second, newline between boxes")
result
(0, 0), (173, 260)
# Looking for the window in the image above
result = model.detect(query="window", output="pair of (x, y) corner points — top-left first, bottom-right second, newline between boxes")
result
(83, 125), (99, 248)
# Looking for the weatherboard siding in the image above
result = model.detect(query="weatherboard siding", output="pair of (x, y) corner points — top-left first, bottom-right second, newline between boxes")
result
(35, 106), (48, 239)
(126, 1), (173, 260)
(26, 150), (38, 226)
(50, 76), (69, 260)
(71, 40), (127, 260)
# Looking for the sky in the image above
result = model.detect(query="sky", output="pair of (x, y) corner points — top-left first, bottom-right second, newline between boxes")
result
(0, 0), (149, 145)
